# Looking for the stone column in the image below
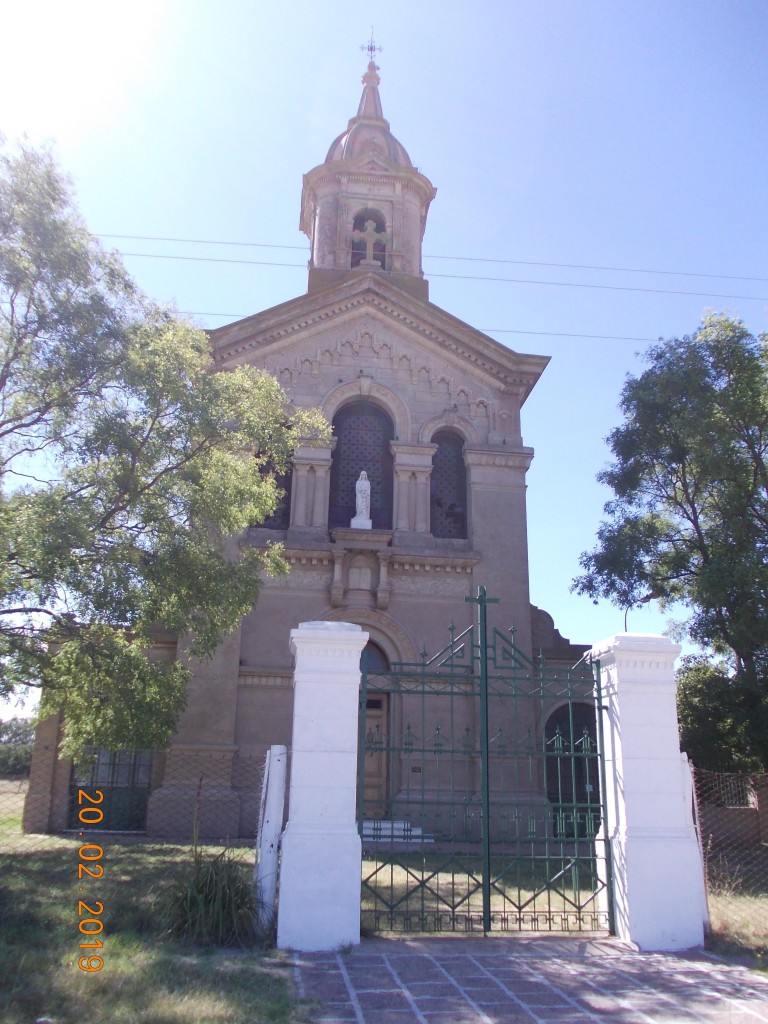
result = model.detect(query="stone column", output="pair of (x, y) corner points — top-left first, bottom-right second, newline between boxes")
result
(390, 442), (436, 540)
(277, 620), (369, 952)
(330, 550), (345, 607)
(311, 462), (331, 526)
(290, 464), (309, 527)
(23, 712), (67, 833)
(288, 442), (335, 536)
(376, 551), (391, 609)
(590, 633), (707, 951)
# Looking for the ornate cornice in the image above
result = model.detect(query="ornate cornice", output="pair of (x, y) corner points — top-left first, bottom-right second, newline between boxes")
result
(212, 291), (545, 395)
(390, 554), (478, 573)
(463, 448), (534, 470)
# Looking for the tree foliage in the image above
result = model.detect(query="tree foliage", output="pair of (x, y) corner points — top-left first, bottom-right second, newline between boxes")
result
(0, 717), (34, 776)
(574, 314), (768, 684)
(676, 657), (768, 772)
(0, 140), (330, 757)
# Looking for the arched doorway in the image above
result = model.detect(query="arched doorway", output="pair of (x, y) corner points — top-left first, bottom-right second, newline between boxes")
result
(361, 641), (390, 818)
(544, 702), (600, 838)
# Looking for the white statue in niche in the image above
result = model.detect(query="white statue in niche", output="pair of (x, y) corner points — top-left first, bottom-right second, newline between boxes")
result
(351, 470), (372, 529)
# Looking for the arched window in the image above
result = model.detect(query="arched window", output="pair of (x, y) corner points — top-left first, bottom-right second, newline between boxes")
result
(329, 401), (394, 529)
(362, 640), (390, 674)
(351, 208), (388, 270)
(544, 702), (600, 838)
(430, 430), (467, 539)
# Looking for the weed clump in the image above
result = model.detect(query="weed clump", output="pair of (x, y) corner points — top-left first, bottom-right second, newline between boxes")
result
(159, 842), (260, 947)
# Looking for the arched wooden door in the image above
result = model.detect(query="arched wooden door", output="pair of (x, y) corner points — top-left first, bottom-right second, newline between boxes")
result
(361, 641), (390, 819)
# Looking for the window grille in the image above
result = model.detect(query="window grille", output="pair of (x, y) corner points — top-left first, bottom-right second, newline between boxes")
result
(430, 430), (467, 538)
(329, 401), (394, 528)
(69, 749), (153, 831)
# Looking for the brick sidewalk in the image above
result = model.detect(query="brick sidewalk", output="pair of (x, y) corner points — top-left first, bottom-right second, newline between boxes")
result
(291, 937), (768, 1023)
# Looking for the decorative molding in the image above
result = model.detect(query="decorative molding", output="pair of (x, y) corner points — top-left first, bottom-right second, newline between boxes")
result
(291, 645), (363, 662)
(320, 606), (418, 663)
(463, 448), (534, 471)
(285, 552), (334, 568)
(390, 555), (477, 573)
(590, 634), (682, 679)
(238, 673), (293, 688)
(322, 378), (411, 440)
(213, 292), (543, 394)
(418, 410), (480, 445)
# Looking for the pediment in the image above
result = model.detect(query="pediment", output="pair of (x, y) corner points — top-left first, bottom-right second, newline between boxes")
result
(209, 273), (549, 402)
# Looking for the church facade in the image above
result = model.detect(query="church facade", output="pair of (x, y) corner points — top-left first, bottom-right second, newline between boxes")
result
(25, 60), (585, 839)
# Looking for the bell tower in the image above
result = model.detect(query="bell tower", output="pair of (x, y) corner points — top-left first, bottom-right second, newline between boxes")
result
(300, 59), (437, 301)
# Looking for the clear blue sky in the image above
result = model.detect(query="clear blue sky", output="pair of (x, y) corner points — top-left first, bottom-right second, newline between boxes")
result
(3, 0), (767, 654)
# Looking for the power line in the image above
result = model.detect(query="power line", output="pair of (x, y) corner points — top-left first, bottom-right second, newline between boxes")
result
(426, 253), (768, 284)
(428, 271), (768, 302)
(99, 233), (308, 252)
(178, 310), (658, 342)
(119, 251), (768, 302)
(121, 252), (304, 270)
(97, 232), (768, 284)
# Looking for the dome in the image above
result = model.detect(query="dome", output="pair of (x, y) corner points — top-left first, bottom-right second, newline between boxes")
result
(324, 61), (413, 168)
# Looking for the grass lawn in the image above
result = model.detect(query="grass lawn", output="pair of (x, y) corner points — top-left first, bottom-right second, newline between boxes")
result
(0, 782), (308, 1024)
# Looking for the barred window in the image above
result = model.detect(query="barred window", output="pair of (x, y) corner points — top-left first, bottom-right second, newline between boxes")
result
(69, 749), (153, 831)
(329, 401), (394, 529)
(430, 430), (467, 539)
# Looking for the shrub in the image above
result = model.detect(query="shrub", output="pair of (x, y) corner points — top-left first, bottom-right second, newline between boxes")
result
(0, 720), (35, 777)
(158, 843), (260, 947)
(0, 743), (33, 777)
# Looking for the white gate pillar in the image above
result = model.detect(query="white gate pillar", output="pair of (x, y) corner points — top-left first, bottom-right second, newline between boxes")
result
(591, 633), (707, 950)
(277, 620), (368, 951)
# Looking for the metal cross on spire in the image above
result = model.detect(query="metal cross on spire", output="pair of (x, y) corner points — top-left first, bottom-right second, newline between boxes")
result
(360, 29), (382, 62)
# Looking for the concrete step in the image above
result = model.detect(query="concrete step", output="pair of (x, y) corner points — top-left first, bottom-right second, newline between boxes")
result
(362, 820), (434, 843)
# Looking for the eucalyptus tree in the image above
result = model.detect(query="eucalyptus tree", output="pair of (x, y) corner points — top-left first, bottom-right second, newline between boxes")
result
(0, 140), (328, 757)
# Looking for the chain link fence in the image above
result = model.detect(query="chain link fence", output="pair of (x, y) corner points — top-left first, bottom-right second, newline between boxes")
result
(0, 750), (269, 941)
(693, 767), (768, 958)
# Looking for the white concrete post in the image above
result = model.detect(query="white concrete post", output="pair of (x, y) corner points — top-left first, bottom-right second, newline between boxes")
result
(590, 633), (707, 951)
(254, 744), (287, 935)
(277, 620), (368, 951)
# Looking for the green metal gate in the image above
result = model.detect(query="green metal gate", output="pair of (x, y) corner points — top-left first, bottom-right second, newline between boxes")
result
(358, 587), (613, 935)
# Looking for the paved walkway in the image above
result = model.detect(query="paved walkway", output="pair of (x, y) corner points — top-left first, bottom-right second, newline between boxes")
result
(292, 937), (768, 1024)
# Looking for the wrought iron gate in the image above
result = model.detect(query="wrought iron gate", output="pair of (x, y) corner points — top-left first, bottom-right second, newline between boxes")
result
(357, 587), (613, 935)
